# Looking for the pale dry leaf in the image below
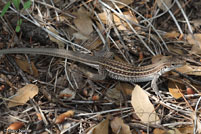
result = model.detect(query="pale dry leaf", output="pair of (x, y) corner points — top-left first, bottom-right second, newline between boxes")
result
(98, 11), (139, 31)
(47, 26), (65, 48)
(8, 84), (39, 108)
(110, 117), (131, 134)
(164, 31), (180, 39)
(131, 85), (160, 124)
(175, 64), (201, 76)
(156, 0), (172, 11)
(191, 45), (201, 54)
(15, 58), (38, 77)
(102, 0), (133, 9)
(168, 81), (184, 99)
(187, 34), (201, 45)
(74, 7), (93, 36)
(191, 19), (201, 28)
(97, 12), (109, 25)
(98, 12), (120, 25)
(117, 11), (139, 31)
(186, 34), (201, 54)
(87, 118), (109, 134)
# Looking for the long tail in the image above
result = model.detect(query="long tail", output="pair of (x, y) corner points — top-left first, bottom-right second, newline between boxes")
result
(0, 48), (101, 66)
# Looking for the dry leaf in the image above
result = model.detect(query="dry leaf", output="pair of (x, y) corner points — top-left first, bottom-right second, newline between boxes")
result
(110, 117), (131, 134)
(15, 58), (38, 77)
(74, 7), (93, 36)
(47, 26), (65, 48)
(115, 82), (134, 95)
(98, 11), (139, 31)
(175, 64), (201, 76)
(191, 19), (201, 28)
(106, 87), (123, 105)
(117, 11), (139, 31)
(192, 44), (201, 54)
(84, 35), (105, 50)
(156, 0), (172, 11)
(55, 110), (74, 124)
(97, 12), (109, 24)
(164, 31), (180, 39)
(87, 118), (109, 134)
(178, 126), (194, 134)
(131, 85), (160, 124)
(168, 81), (184, 99)
(187, 34), (201, 45)
(186, 34), (201, 54)
(154, 128), (183, 134)
(165, 129), (182, 134)
(102, 0), (133, 9)
(8, 84), (39, 108)
(153, 128), (166, 134)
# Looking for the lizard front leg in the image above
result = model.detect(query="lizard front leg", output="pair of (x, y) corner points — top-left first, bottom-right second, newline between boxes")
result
(151, 74), (163, 100)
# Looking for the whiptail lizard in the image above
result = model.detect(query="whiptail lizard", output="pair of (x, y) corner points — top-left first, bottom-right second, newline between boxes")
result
(0, 48), (185, 97)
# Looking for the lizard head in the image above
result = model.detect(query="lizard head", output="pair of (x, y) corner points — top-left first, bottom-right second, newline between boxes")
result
(159, 56), (186, 73)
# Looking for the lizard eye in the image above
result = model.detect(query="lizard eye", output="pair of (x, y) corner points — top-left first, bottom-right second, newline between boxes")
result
(163, 65), (171, 72)
(162, 65), (168, 71)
